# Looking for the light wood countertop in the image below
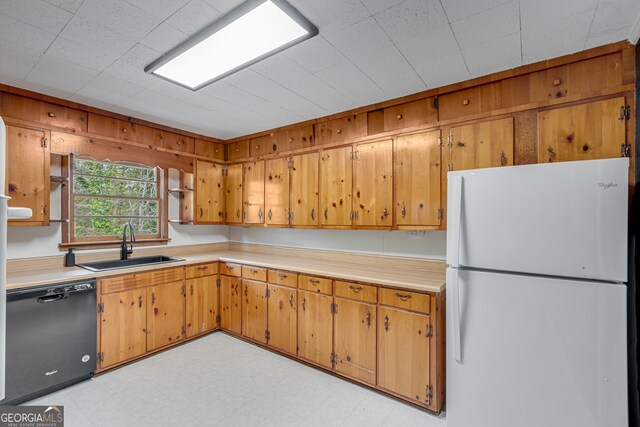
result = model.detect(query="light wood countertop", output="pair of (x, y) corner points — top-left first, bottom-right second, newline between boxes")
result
(6, 249), (446, 294)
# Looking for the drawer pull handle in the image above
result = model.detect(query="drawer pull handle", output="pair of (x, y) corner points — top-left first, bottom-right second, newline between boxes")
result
(309, 279), (320, 285)
(401, 202), (406, 218)
(302, 297), (306, 311)
(244, 285), (248, 297)
(258, 209), (263, 221)
(310, 208), (315, 221)
(324, 207), (328, 220)
(395, 293), (412, 301)
(47, 111), (56, 118)
(227, 265), (235, 270)
(190, 284), (194, 296)
(278, 273), (288, 279)
(289, 294), (294, 308)
(382, 207), (388, 218)
(237, 209), (241, 219)
(197, 266), (208, 271)
(365, 311), (371, 327)
(138, 296), (143, 308)
(250, 269), (259, 274)
(349, 285), (362, 293)
(267, 209), (272, 220)
(384, 315), (389, 331)
(151, 292), (155, 305)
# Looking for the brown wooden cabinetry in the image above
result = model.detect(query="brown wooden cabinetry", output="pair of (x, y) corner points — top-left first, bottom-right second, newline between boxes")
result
(220, 274), (242, 334)
(243, 160), (265, 224)
(290, 152), (319, 227)
(195, 160), (225, 224)
(195, 138), (224, 160)
(3, 93), (87, 133)
(241, 279), (268, 344)
(315, 114), (367, 145)
(538, 97), (626, 163)
(353, 140), (393, 227)
(267, 283), (297, 355)
(265, 157), (290, 226)
(368, 98), (437, 134)
(146, 281), (185, 352)
(448, 117), (514, 171)
(320, 146), (353, 227)
(227, 140), (250, 161)
(185, 275), (219, 338)
(297, 290), (333, 369)
(6, 125), (50, 226)
(225, 164), (243, 224)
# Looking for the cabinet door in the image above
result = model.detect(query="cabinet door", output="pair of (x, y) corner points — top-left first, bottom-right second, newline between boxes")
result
(242, 279), (268, 344)
(538, 97), (626, 163)
(265, 157), (290, 226)
(267, 284), (297, 355)
(290, 152), (319, 227)
(395, 131), (441, 227)
(334, 298), (376, 385)
(100, 289), (146, 368)
(320, 146), (353, 227)
(146, 281), (185, 351)
(353, 140), (393, 227)
(298, 290), (333, 369)
(449, 117), (514, 171)
(195, 160), (224, 224)
(225, 164), (243, 224)
(186, 276), (219, 338)
(378, 307), (431, 406)
(243, 160), (265, 224)
(220, 275), (242, 334)
(7, 125), (50, 225)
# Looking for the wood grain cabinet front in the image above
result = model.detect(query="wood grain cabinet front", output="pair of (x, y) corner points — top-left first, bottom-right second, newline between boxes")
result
(319, 146), (353, 228)
(224, 164), (243, 224)
(265, 157), (290, 226)
(185, 276), (219, 338)
(297, 290), (333, 369)
(290, 152), (319, 227)
(353, 139), (393, 228)
(195, 161), (225, 224)
(146, 281), (185, 352)
(243, 160), (265, 224)
(266, 284), (297, 355)
(333, 298), (376, 385)
(241, 279), (268, 344)
(220, 275), (242, 334)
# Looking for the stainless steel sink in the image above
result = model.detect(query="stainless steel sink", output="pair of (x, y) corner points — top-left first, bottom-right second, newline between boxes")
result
(76, 256), (184, 272)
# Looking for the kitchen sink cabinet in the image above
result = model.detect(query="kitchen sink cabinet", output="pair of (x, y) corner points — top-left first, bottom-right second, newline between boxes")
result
(266, 283), (297, 355)
(220, 274), (242, 334)
(185, 275), (219, 338)
(146, 281), (185, 352)
(241, 279), (268, 344)
(297, 289), (333, 369)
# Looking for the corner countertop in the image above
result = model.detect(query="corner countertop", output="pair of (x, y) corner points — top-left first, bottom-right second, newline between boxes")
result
(6, 250), (446, 294)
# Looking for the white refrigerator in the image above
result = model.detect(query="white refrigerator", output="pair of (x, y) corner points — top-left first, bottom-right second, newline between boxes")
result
(446, 158), (629, 427)
(0, 117), (32, 400)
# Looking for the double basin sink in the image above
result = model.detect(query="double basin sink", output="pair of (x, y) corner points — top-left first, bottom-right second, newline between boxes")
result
(77, 256), (184, 272)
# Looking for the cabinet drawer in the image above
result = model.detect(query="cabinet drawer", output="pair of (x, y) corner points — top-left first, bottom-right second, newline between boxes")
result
(242, 265), (267, 282)
(315, 114), (366, 145)
(220, 262), (242, 277)
(267, 270), (298, 288)
(186, 262), (218, 279)
(100, 272), (150, 294)
(334, 281), (377, 303)
(298, 275), (332, 295)
(150, 267), (184, 285)
(378, 288), (430, 314)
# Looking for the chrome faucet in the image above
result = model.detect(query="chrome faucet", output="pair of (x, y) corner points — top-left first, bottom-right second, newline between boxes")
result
(120, 223), (135, 261)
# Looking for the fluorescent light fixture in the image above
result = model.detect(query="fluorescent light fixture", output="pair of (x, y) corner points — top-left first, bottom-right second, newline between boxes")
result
(145, 0), (318, 90)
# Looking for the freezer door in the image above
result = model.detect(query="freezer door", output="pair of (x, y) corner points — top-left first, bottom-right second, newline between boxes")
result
(446, 268), (628, 427)
(446, 158), (628, 282)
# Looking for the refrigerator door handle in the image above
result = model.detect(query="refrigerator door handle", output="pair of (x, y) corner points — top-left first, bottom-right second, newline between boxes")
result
(450, 175), (464, 268)
(450, 267), (462, 363)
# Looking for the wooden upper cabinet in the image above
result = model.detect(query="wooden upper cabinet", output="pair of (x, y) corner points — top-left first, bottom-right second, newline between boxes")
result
(225, 164), (243, 224)
(438, 83), (502, 122)
(242, 279), (268, 344)
(320, 146), (353, 227)
(368, 98), (437, 134)
(378, 306), (432, 407)
(265, 157), (290, 226)
(6, 125), (50, 225)
(195, 139), (224, 161)
(220, 275), (242, 334)
(297, 290), (333, 369)
(146, 281), (185, 352)
(156, 131), (195, 153)
(315, 114), (367, 145)
(243, 160), (265, 224)
(227, 140), (250, 161)
(290, 152), (319, 227)
(2, 93), (87, 133)
(185, 276), (219, 338)
(449, 117), (514, 171)
(195, 161), (224, 224)
(250, 133), (275, 157)
(284, 125), (314, 151)
(267, 283), (297, 355)
(353, 140), (393, 227)
(395, 131), (441, 227)
(88, 113), (137, 141)
(539, 97), (626, 163)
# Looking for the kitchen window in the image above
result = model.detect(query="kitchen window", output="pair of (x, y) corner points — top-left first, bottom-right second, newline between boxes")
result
(70, 158), (162, 243)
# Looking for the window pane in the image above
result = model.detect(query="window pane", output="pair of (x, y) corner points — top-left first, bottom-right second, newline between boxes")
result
(74, 217), (159, 238)
(74, 159), (156, 181)
(74, 176), (158, 198)
(75, 196), (158, 218)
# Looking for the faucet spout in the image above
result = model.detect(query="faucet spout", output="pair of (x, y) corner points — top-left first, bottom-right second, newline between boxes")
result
(120, 223), (136, 261)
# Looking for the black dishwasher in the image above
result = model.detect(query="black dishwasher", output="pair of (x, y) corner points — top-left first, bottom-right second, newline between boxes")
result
(1, 280), (97, 405)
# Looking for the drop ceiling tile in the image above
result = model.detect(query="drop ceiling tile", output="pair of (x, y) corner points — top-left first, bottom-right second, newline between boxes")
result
(45, 37), (120, 71)
(0, 13), (57, 53)
(0, 72), (27, 88)
(395, 25), (460, 62)
(25, 56), (100, 98)
(69, 94), (118, 112)
(315, 61), (388, 106)
(589, 0), (640, 38)
(60, 15), (138, 58)
(359, 0), (406, 15)
(462, 32), (522, 77)
(43, 0), (84, 13)
(451, 1), (520, 49)
(75, 72), (145, 105)
(306, 89), (359, 116)
(141, 23), (188, 53)
(522, 9), (594, 64)
(351, 46), (427, 96)
(201, 0), (244, 14)
(105, 43), (159, 88)
(124, 0), (191, 21)
(74, 0), (161, 41)
(251, 54), (315, 87)
(284, 36), (347, 73)
(166, 0), (222, 35)
(520, 0), (597, 29)
(291, 0), (372, 35)
(0, 41), (42, 81)
(0, 0), (72, 35)
(585, 26), (632, 50)
(149, 78), (196, 102)
(411, 50), (470, 89)
(374, 0), (449, 44)
(441, 0), (512, 21)
(324, 17), (393, 58)
(286, 73), (348, 99)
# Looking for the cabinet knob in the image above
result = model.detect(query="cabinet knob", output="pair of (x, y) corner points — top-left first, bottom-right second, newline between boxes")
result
(310, 208), (315, 221)
(302, 298), (306, 311)
(500, 150), (506, 166)
(47, 112), (56, 118)
(267, 209), (272, 220)
(138, 296), (143, 308)
(365, 311), (371, 327)
(122, 128), (127, 133)
(336, 129), (342, 134)
(396, 114), (403, 120)
(324, 207), (328, 221)
(289, 137), (294, 143)
(462, 99), (470, 105)
(552, 78), (562, 86)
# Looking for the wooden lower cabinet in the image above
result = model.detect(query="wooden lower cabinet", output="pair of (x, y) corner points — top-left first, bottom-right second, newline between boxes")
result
(297, 290), (333, 369)
(146, 281), (186, 352)
(266, 284), (297, 355)
(186, 276), (219, 338)
(241, 279), (268, 344)
(377, 306), (432, 407)
(220, 275), (242, 334)
(333, 298), (376, 385)
(99, 288), (147, 369)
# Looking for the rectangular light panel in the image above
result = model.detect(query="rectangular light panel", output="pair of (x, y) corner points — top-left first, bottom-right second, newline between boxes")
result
(145, 0), (318, 90)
